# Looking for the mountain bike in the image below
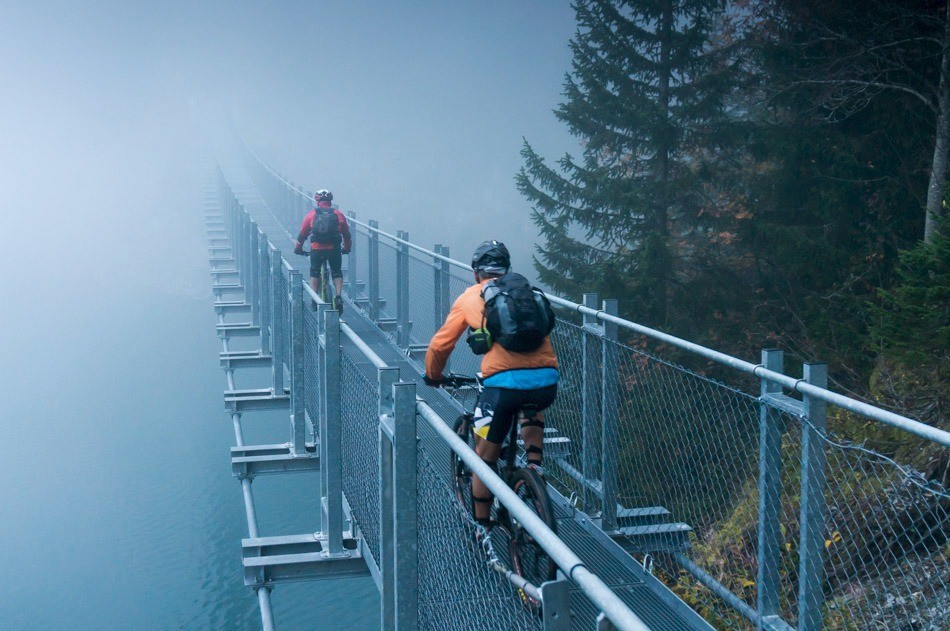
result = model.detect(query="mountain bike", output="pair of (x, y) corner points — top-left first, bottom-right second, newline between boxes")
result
(442, 373), (558, 609)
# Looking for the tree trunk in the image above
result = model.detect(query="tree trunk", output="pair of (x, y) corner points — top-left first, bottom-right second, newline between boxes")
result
(654, 0), (674, 326)
(924, 2), (950, 244)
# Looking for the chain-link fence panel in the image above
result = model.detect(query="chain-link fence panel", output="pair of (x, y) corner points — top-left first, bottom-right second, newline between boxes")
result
(415, 435), (543, 631)
(407, 249), (440, 345)
(341, 348), (382, 573)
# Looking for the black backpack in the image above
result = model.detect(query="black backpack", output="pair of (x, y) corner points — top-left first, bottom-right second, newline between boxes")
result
(310, 207), (339, 244)
(481, 273), (556, 352)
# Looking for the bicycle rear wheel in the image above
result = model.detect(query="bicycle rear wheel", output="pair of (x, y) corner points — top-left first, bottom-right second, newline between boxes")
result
(450, 414), (475, 512)
(507, 468), (558, 590)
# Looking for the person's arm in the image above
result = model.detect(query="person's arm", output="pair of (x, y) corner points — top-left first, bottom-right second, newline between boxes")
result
(338, 212), (352, 252)
(295, 212), (312, 251)
(424, 296), (470, 382)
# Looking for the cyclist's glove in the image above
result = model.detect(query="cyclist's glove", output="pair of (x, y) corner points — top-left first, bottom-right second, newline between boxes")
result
(422, 375), (443, 387)
(294, 243), (304, 255)
(342, 247), (351, 254)
(466, 328), (493, 355)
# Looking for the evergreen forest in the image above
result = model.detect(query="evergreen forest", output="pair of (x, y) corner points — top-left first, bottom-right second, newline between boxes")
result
(518, 2), (948, 626)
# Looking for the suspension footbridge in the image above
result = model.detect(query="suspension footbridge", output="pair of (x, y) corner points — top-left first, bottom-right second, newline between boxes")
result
(203, 134), (949, 630)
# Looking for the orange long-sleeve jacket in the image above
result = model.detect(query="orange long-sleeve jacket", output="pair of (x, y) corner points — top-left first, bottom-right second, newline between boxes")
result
(425, 278), (558, 381)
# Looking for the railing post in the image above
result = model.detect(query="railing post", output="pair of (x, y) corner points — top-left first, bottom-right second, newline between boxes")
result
(540, 579), (571, 631)
(432, 244), (443, 339)
(258, 239), (271, 354)
(346, 211), (357, 296)
(581, 292), (599, 512)
(270, 250), (284, 396)
(392, 381), (418, 630)
(369, 220), (380, 322)
(249, 223), (260, 325)
(321, 309), (343, 554)
(439, 246), (451, 324)
(289, 270), (307, 455)
(798, 362), (828, 631)
(378, 366), (398, 631)
(396, 230), (410, 347)
(757, 349), (785, 627)
(600, 298), (619, 532)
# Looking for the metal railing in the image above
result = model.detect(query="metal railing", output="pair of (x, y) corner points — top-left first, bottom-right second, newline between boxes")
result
(210, 161), (658, 630)
(232, 135), (950, 631)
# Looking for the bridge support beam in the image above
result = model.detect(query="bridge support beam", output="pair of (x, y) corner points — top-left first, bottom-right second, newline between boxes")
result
(379, 375), (418, 631)
(289, 270), (308, 455)
(321, 308), (344, 555)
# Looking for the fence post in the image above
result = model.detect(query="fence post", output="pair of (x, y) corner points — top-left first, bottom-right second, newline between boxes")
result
(432, 244), (443, 339)
(250, 225), (260, 325)
(378, 366), (399, 631)
(271, 250), (284, 396)
(396, 231), (410, 347)
(346, 211), (357, 296)
(369, 220), (380, 322)
(798, 362), (828, 631)
(321, 309), (343, 554)
(289, 270), (307, 455)
(439, 246), (450, 324)
(258, 239), (271, 355)
(581, 292), (599, 512)
(540, 579), (571, 631)
(392, 381), (418, 630)
(757, 349), (785, 625)
(600, 298), (619, 532)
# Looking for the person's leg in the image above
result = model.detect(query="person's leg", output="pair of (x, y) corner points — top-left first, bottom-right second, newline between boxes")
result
(471, 389), (521, 524)
(328, 249), (344, 312)
(518, 385), (557, 468)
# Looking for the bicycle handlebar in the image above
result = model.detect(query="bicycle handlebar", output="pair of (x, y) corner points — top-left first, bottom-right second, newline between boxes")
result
(441, 373), (479, 388)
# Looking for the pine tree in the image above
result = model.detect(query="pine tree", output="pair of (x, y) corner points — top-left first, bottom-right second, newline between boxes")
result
(517, 0), (733, 330)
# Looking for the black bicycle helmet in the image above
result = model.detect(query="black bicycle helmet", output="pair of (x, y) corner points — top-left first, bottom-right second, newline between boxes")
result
(471, 240), (510, 275)
(315, 189), (333, 203)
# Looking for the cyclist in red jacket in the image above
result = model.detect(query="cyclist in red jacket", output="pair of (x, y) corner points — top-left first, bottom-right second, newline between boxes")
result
(294, 189), (351, 314)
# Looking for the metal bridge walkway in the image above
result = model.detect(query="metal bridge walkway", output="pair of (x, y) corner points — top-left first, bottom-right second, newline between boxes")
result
(211, 152), (712, 631)
(208, 126), (950, 631)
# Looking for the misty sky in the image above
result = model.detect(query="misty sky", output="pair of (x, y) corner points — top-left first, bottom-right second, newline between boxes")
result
(0, 2), (580, 626)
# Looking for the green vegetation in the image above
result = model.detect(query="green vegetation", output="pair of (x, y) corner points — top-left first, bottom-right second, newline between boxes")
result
(523, 1), (949, 628)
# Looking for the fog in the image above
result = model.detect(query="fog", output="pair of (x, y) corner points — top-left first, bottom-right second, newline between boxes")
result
(1, 1), (577, 628)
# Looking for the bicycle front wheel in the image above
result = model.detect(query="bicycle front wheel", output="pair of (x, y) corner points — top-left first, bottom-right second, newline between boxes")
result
(507, 468), (558, 586)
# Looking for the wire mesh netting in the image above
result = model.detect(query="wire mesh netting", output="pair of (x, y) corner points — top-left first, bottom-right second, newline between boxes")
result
(340, 348), (382, 573)
(414, 432), (543, 631)
(406, 249), (440, 345)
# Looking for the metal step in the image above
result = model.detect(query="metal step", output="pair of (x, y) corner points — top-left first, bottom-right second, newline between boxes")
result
(612, 522), (693, 553)
(212, 282), (244, 296)
(214, 301), (251, 314)
(242, 533), (368, 586)
(220, 350), (272, 369)
(616, 506), (672, 528)
(224, 387), (290, 412)
(217, 322), (260, 338)
(231, 443), (319, 477)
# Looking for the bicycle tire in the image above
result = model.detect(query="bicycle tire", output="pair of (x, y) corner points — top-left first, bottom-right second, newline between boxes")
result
(507, 468), (558, 587)
(450, 414), (474, 513)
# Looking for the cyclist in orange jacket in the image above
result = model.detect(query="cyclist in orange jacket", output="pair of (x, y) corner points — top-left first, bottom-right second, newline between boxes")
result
(294, 189), (351, 314)
(424, 241), (558, 532)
